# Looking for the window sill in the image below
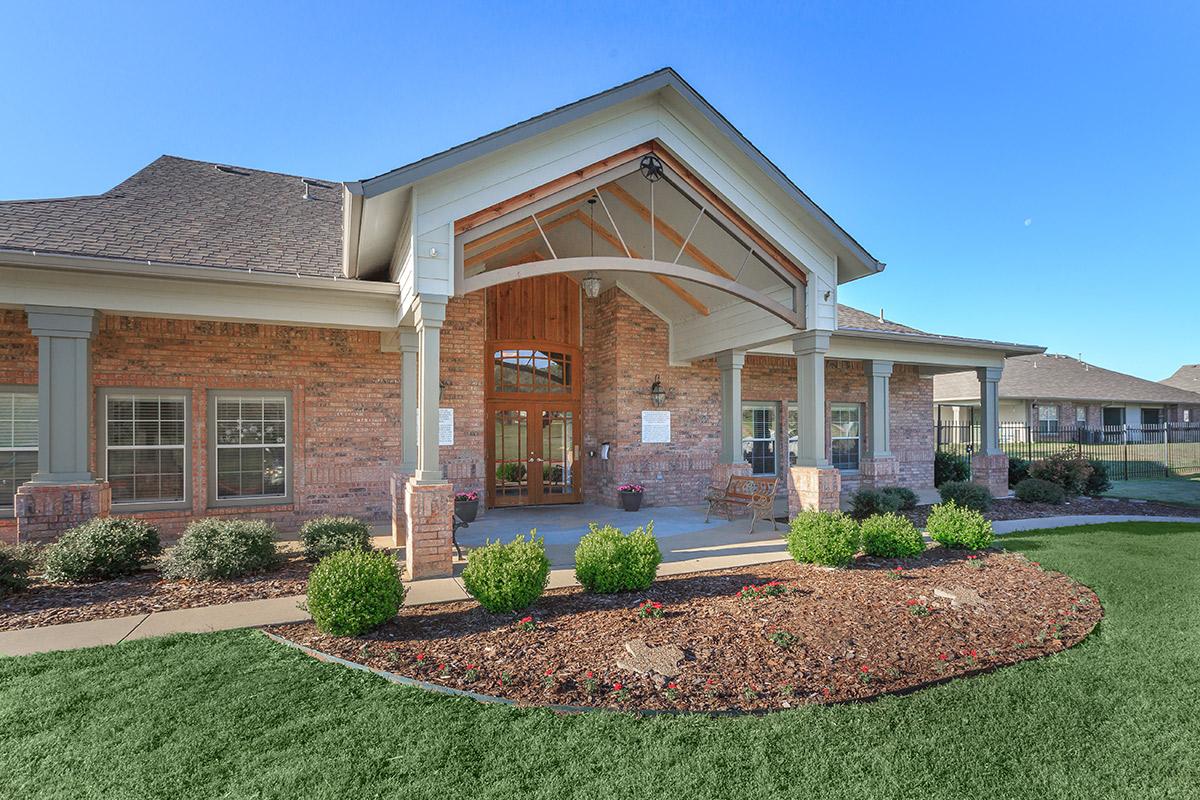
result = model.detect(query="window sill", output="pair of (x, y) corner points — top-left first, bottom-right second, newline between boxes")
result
(207, 494), (293, 510)
(111, 500), (192, 514)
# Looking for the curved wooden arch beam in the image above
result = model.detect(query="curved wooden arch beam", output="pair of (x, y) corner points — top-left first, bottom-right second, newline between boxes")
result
(461, 256), (802, 329)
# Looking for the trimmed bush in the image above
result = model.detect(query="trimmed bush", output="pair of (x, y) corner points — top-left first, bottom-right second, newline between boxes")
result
(574, 522), (661, 593)
(927, 500), (994, 550)
(786, 511), (860, 568)
(461, 532), (550, 613)
(1008, 457), (1031, 488)
(1085, 459), (1112, 495)
(848, 488), (901, 520)
(41, 517), (161, 583)
(1014, 477), (1066, 505)
(934, 451), (970, 487)
(0, 543), (38, 598)
(937, 480), (993, 512)
(299, 516), (372, 561)
(161, 518), (280, 580)
(1028, 452), (1093, 496)
(860, 513), (925, 558)
(880, 486), (919, 511)
(306, 550), (405, 636)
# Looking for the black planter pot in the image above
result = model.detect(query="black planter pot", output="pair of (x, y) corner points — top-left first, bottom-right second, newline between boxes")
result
(454, 499), (479, 523)
(618, 491), (643, 512)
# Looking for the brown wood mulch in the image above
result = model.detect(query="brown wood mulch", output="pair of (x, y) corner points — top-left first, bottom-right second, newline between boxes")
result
(0, 556), (314, 631)
(268, 549), (1102, 712)
(901, 495), (1199, 528)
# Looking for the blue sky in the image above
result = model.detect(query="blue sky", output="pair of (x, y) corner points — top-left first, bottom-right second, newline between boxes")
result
(2, 2), (1197, 380)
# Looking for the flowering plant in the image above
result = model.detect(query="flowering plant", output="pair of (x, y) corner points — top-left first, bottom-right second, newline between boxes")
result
(611, 681), (629, 701)
(886, 566), (906, 581)
(582, 670), (598, 696)
(664, 681), (679, 702)
(454, 491), (479, 502)
(463, 664), (480, 683)
(906, 598), (932, 617)
(617, 483), (645, 493)
(636, 599), (664, 619)
(858, 664), (873, 684)
(965, 554), (985, 570)
(517, 615), (536, 632)
(767, 630), (797, 649)
(738, 581), (785, 601)
(543, 667), (556, 689)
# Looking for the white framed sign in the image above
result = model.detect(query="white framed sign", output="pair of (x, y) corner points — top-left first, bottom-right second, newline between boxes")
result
(641, 410), (671, 443)
(438, 407), (454, 446)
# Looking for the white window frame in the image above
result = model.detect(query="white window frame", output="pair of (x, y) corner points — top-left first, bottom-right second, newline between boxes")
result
(830, 403), (862, 473)
(0, 386), (38, 514)
(97, 389), (192, 512)
(1075, 406), (1087, 425)
(208, 390), (293, 507)
(1038, 404), (1059, 434)
(741, 402), (778, 476)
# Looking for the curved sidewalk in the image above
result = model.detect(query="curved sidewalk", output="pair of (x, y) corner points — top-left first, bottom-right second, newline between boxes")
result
(2, 515), (1197, 657)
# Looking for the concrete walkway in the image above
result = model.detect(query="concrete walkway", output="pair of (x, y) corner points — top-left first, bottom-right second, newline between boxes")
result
(3, 514), (1197, 658)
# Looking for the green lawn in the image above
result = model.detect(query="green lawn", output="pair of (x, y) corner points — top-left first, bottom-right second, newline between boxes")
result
(1103, 477), (1200, 507)
(3, 522), (1200, 799)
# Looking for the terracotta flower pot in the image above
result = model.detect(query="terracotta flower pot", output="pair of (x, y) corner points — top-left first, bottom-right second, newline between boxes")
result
(454, 499), (479, 523)
(618, 490), (643, 512)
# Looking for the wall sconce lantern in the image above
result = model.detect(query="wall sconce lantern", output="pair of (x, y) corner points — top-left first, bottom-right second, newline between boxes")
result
(581, 272), (601, 298)
(649, 374), (667, 407)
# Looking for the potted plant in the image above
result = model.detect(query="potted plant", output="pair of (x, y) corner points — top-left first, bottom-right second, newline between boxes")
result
(617, 483), (644, 512)
(454, 491), (480, 523)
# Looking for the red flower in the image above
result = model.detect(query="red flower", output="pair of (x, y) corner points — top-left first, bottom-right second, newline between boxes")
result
(437, 663), (445, 670)
(613, 682), (623, 691)
(705, 678), (715, 686)
(544, 668), (554, 676)
(415, 653), (425, 661)
(466, 663), (477, 670)
(860, 665), (870, 673)
(667, 682), (677, 689)
(585, 670), (594, 678)
(652, 602), (662, 609)
(906, 599), (919, 606)
(519, 616), (533, 624)
(938, 652), (949, 661)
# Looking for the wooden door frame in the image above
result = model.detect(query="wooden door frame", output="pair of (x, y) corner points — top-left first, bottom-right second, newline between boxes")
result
(485, 399), (582, 508)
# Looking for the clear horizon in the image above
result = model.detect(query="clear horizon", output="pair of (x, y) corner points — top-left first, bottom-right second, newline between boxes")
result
(2, 1), (1196, 382)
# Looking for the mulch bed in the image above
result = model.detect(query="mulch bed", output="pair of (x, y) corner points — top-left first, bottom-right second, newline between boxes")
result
(901, 495), (1199, 528)
(268, 549), (1102, 712)
(0, 556), (314, 631)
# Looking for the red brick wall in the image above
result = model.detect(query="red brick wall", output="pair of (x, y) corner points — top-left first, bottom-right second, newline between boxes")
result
(1, 310), (404, 540)
(440, 294), (486, 499)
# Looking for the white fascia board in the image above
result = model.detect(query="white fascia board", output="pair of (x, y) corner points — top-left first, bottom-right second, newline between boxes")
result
(748, 330), (1019, 368)
(0, 260), (401, 331)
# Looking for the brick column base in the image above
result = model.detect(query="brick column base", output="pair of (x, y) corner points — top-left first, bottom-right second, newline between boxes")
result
(710, 462), (752, 489)
(788, 466), (841, 516)
(403, 478), (454, 580)
(15, 481), (111, 544)
(971, 453), (1009, 497)
(858, 456), (899, 488)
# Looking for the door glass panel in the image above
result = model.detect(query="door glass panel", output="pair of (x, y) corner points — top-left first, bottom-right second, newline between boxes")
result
(541, 410), (574, 497)
(493, 410), (528, 500)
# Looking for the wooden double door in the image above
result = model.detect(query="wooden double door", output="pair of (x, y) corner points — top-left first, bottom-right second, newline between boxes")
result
(487, 400), (581, 507)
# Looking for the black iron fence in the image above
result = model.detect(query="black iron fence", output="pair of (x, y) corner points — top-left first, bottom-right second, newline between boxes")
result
(935, 422), (1200, 480)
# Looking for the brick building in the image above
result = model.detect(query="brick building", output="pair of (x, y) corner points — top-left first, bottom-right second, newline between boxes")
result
(0, 69), (1040, 577)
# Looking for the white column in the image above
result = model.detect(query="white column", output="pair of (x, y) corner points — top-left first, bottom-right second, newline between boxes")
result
(978, 366), (1003, 456)
(793, 331), (831, 467)
(864, 360), (893, 458)
(413, 295), (448, 485)
(25, 306), (99, 483)
(715, 350), (745, 463)
(398, 328), (419, 471)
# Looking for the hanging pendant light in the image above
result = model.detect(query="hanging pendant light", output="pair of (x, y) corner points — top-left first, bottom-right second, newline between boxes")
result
(581, 197), (601, 298)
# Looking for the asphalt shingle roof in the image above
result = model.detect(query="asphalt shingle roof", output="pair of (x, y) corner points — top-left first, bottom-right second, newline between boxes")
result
(935, 354), (1200, 405)
(836, 304), (925, 335)
(1162, 365), (1200, 393)
(0, 156), (343, 278)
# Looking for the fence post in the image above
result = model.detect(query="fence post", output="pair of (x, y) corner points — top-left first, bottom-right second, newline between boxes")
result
(1165, 421), (1170, 479)
(1123, 424), (1129, 481)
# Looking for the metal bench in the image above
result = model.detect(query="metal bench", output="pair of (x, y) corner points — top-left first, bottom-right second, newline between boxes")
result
(704, 475), (779, 533)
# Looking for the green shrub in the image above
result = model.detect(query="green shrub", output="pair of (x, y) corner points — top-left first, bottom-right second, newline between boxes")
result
(1085, 459), (1112, 495)
(848, 488), (901, 520)
(306, 550), (405, 636)
(927, 500), (994, 550)
(461, 532), (550, 613)
(299, 516), (372, 561)
(860, 513), (925, 558)
(786, 511), (860, 568)
(574, 522), (661, 593)
(41, 517), (161, 583)
(934, 451), (970, 487)
(880, 486), (919, 511)
(1028, 452), (1093, 496)
(937, 480), (993, 512)
(161, 518), (280, 580)
(1008, 457), (1031, 488)
(1014, 477), (1066, 505)
(0, 543), (39, 598)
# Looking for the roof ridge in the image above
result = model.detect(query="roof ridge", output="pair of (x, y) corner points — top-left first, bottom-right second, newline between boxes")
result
(149, 154), (341, 186)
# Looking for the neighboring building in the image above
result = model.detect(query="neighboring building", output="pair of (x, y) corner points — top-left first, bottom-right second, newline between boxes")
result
(934, 354), (1200, 438)
(0, 68), (1041, 576)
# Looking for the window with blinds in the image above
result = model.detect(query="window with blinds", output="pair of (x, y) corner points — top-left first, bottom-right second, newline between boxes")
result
(0, 390), (37, 509)
(103, 393), (188, 505)
(212, 394), (289, 501)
